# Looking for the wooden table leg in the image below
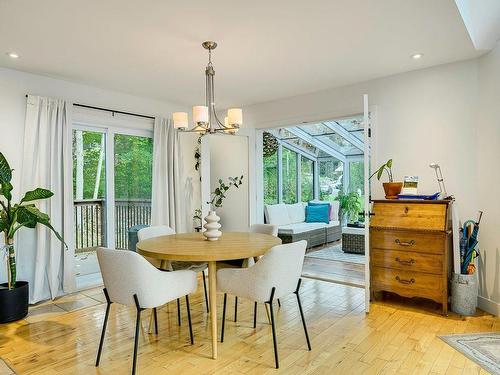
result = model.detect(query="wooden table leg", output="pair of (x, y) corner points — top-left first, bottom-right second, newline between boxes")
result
(208, 261), (218, 359)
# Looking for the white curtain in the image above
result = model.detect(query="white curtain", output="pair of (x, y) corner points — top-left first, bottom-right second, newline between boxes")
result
(151, 117), (184, 231)
(18, 95), (75, 303)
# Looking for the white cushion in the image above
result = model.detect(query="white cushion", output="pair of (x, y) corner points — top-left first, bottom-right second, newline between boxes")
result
(330, 201), (340, 220)
(326, 220), (340, 228)
(278, 222), (326, 234)
(265, 203), (292, 225)
(286, 202), (306, 224)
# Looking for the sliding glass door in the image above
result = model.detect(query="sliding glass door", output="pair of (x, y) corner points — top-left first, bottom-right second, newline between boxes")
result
(72, 125), (153, 287)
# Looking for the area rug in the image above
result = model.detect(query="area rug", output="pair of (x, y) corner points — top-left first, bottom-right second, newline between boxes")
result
(0, 358), (16, 375)
(439, 333), (500, 375)
(306, 244), (365, 265)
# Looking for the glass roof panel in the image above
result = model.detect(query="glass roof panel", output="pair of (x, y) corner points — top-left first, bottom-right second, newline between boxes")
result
(317, 133), (363, 156)
(268, 128), (296, 140)
(286, 137), (318, 157)
(335, 116), (364, 132)
(300, 123), (334, 136)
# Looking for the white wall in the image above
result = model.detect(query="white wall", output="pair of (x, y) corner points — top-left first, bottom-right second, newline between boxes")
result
(243, 59), (499, 315)
(476, 41), (500, 314)
(209, 134), (250, 231)
(0, 67), (200, 281)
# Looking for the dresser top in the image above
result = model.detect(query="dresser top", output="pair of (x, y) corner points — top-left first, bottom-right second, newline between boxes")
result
(371, 199), (451, 205)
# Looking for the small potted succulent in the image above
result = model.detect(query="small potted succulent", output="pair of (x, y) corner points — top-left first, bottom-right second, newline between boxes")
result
(204, 176), (243, 241)
(0, 152), (67, 323)
(370, 159), (402, 199)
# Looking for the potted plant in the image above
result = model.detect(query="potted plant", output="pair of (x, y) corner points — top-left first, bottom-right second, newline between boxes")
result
(204, 176), (243, 241)
(336, 191), (362, 226)
(0, 152), (66, 323)
(370, 159), (403, 199)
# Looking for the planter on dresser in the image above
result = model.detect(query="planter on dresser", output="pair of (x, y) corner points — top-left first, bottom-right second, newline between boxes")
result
(369, 199), (452, 315)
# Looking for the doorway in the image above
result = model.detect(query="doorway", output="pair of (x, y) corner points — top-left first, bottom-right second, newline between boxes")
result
(72, 123), (153, 289)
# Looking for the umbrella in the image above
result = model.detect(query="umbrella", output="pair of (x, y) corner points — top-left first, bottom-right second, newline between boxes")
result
(461, 211), (482, 274)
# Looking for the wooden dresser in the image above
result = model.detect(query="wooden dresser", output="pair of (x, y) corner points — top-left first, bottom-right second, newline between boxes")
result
(370, 200), (452, 314)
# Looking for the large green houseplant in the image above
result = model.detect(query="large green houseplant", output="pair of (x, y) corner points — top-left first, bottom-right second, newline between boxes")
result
(0, 152), (66, 322)
(336, 190), (362, 225)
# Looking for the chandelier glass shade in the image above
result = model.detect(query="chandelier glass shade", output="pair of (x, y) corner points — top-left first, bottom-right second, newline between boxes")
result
(173, 41), (242, 135)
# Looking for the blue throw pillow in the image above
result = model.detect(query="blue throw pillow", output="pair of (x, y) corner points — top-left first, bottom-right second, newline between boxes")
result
(308, 201), (332, 220)
(305, 205), (330, 224)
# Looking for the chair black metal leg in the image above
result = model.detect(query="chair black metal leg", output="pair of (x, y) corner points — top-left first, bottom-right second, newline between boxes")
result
(202, 270), (209, 313)
(234, 296), (238, 322)
(177, 298), (181, 326)
(253, 301), (257, 328)
(295, 278), (311, 350)
(277, 298), (281, 308)
(267, 287), (279, 369)
(153, 307), (158, 335)
(132, 294), (143, 375)
(221, 293), (227, 342)
(185, 295), (194, 345)
(95, 288), (111, 367)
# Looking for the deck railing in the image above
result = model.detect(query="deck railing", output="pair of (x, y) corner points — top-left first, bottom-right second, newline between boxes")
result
(73, 199), (151, 251)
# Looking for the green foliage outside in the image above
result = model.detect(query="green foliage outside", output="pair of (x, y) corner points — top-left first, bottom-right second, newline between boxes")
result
(72, 131), (153, 201)
(282, 147), (297, 203)
(263, 152), (278, 205)
(301, 157), (314, 202)
(319, 159), (343, 202)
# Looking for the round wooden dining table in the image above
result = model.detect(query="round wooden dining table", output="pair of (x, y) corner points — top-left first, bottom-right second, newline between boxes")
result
(136, 231), (282, 359)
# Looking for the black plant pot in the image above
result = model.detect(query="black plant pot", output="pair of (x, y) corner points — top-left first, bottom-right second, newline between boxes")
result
(0, 281), (29, 323)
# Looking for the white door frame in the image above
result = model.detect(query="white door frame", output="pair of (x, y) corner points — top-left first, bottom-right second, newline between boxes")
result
(363, 96), (378, 314)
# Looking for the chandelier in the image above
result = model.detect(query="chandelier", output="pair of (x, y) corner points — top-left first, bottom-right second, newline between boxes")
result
(173, 41), (242, 135)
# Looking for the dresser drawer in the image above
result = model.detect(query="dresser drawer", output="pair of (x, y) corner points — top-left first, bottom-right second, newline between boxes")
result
(371, 248), (442, 274)
(371, 267), (442, 302)
(370, 229), (445, 254)
(370, 202), (447, 231)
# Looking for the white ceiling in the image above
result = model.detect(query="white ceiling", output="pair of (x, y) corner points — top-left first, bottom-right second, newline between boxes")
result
(0, 0), (481, 108)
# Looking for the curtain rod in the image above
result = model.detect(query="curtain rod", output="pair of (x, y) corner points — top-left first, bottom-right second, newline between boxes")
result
(25, 95), (156, 120)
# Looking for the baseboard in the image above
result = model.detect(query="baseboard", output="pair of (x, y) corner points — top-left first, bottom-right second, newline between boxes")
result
(477, 295), (500, 316)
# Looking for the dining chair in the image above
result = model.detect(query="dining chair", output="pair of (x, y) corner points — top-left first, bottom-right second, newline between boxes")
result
(232, 223), (279, 323)
(137, 225), (210, 323)
(217, 240), (310, 369)
(96, 247), (196, 375)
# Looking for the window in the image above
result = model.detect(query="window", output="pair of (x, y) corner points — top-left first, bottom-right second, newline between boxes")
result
(319, 158), (343, 202)
(114, 134), (153, 249)
(349, 160), (365, 218)
(73, 130), (107, 250)
(282, 147), (297, 203)
(72, 127), (153, 252)
(301, 157), (314, 202)
(263, 152), (278, 205)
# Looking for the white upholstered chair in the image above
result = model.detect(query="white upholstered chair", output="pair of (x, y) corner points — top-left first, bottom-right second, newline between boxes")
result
(137, 225), (210, 322)
(231, 223), (279, 322)
(217, 240), (310, 369)
(96, 248), (197, 375)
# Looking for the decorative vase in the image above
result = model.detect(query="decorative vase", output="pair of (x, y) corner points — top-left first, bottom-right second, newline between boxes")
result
(203, 210), (222, 241)
(383, 182), (403, 199)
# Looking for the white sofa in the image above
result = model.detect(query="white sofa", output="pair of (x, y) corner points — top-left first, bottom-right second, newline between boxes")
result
(264, 202), (341, 248)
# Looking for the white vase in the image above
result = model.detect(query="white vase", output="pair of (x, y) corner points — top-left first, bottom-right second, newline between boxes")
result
(203, 210), (222, 241)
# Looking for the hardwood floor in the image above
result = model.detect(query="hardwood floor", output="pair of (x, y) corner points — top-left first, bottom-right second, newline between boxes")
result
(302, 242), (365, 287)
(0, 277), (498, 374)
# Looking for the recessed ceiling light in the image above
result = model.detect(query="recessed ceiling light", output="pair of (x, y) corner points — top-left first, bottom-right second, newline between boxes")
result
(6, 52), (19, 59)
(411, 53), (423, 60)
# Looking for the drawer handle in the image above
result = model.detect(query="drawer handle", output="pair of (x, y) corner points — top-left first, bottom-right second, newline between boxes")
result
(395, 239), (415, 247)
(395, 276), (415, 285)
(395, 257), (415, 266)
